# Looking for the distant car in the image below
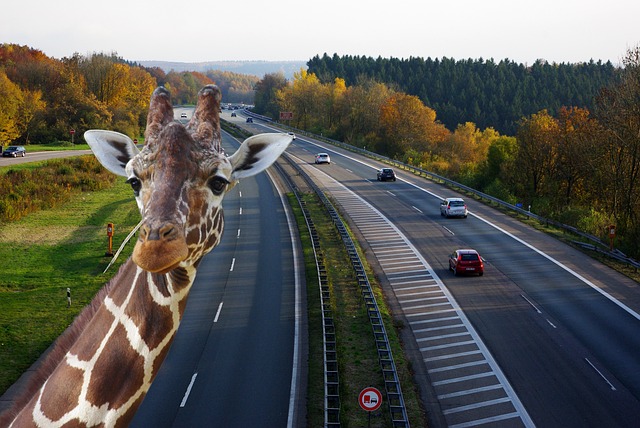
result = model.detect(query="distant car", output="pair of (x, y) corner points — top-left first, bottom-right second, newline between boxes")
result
(315, 153), (331, 164)
(440, 197), (468, 218)
(180, 113), (188, 119)
(246, 117), (253, 123)
(377, 168), (396, 181)
(449, 249), (484, 276)
(287, 132), (296, 140)
(231, 112), (237, 117)
(2, 146), (26, 157)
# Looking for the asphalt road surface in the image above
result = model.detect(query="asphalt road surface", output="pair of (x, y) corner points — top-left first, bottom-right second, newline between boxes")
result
(234, 111), (640, 427)
(130, 133), (304, 427)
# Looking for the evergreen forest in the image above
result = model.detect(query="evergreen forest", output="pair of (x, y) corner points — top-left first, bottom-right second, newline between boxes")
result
(307, 54), (619, 135)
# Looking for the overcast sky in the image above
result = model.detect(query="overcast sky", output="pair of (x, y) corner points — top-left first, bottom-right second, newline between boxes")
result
(2, 0), (638, 65)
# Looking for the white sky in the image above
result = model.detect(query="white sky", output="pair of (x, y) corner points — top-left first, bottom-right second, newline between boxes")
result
(2, 0), (638, 65)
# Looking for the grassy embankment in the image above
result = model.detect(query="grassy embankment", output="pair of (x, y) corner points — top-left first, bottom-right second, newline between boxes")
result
(0, 156), (139, 394)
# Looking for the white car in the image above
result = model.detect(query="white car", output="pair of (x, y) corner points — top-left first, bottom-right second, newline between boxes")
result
(315, 153), (331, 164)
(440, 197), (468, 218)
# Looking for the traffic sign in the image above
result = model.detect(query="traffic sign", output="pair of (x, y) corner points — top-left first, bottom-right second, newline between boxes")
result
(358, 387), (382, 412)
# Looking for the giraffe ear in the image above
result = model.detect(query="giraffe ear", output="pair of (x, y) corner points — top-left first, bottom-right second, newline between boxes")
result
(84, 130), (141, 177)
(228, 133), (292, 180)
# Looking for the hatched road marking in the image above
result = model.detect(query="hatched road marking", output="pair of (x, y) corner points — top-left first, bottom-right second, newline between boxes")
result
(302, 163), (535, 428)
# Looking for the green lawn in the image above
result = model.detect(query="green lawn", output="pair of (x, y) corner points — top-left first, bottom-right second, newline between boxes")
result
(0, 178), (139, 394)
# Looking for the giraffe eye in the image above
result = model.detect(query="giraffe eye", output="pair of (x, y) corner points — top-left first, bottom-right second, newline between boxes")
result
(126, 177), (142, 196)
(208, 176), (228, 195)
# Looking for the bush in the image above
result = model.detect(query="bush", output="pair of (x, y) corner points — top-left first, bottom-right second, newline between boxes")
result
(0, 156), (116, 223)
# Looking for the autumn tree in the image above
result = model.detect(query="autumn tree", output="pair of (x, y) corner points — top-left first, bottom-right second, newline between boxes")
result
(254, 72), (288, 119)
(554, 107), (601, 206)
(206, 70), (258, 104)
(276, 69), (324, 130)
(333, 79), (394, 146)
(325, 77), (347, 132)
(0, 70), (23, 146)
(593, 45), (640, 253)
(515, 110), (560, 206)
(477, 136), (519, 202)
(438, 122), (496, 179)
(378, 93), (448, 157)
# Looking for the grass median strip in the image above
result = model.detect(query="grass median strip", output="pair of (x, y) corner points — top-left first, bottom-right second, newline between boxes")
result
(290, 192), (426, 427)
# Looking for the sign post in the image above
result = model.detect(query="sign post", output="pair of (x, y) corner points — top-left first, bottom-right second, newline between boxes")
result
(608, 224), (616, 251)
(106, 223), (114, 256)
(279, 111), (293, 121)
(358, 387), (382, 427)
(70, 129), (75, 144)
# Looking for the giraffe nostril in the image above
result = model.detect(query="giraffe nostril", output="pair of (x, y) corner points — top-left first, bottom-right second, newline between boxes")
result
(139, 223), (179, 241)
(160, 224), (177, 240)
(139, 225), (149, 240)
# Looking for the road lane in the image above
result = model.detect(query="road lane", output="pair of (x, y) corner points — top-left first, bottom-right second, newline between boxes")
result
(257, 123), (640, 426)
(131, 132), (302, 427)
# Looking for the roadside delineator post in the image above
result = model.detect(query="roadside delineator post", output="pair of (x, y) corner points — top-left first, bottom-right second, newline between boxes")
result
(106, 223), (114, 256)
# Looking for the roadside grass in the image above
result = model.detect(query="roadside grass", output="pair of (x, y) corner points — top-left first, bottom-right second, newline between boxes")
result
(25, 143), (91, 151)
(0, 177), (139, 394)
(291, 192), (426, 427)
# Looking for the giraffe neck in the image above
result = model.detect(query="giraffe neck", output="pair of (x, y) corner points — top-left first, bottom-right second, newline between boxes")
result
(8, 258), (196, 428)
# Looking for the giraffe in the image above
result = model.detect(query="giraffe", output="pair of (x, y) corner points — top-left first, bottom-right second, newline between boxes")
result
(0, 85), (292, 427)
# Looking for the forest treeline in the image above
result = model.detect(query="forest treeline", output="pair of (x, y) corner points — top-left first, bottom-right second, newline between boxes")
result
(0, 44), (257, 145)
(253, 47), (640, 258)
(307, 53), (619, 135)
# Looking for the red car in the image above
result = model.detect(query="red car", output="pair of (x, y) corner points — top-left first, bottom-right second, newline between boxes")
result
(449, 249), (484, 276)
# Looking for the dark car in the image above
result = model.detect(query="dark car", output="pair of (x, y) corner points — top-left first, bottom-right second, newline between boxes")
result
(377, 168), (396, 181)
(231, 112), (237, 117)
(449, 249), (484, 276)
(246, 117), (253, 123)
(3, 146), (26, 157)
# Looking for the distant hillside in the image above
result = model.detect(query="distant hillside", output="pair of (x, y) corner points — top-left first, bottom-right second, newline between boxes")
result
(138, 60), (306, 80)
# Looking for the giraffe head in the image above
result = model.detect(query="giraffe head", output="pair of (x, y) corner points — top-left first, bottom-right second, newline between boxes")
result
(85, 85), (291, 273)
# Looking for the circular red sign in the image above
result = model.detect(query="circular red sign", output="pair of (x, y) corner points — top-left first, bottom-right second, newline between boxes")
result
(70, 129), (75, 134)
(358, 387), (382, 412)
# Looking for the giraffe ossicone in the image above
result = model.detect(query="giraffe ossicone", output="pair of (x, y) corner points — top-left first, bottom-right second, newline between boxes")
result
(1, 85), (292, 427)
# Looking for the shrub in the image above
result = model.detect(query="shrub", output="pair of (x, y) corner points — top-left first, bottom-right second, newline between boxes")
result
(0, 156), (116, 223)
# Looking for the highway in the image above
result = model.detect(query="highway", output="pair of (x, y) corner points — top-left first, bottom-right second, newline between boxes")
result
(233, 111), (640, 427)
(0, 148), (92, 166)
(12, 108), (639, 426)
(130, 130), (305, 427)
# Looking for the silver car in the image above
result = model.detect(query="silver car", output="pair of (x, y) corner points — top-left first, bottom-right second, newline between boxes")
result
(440, 197), (468, 218)
(315, 153), (331, 164)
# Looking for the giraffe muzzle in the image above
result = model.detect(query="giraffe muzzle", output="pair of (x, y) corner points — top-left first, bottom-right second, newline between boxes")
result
(133, 222), (189, 273)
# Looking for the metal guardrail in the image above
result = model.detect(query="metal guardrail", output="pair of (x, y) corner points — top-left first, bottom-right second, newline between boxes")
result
(322, 196), (410, 427)
(274, 161), (341, 427)
(279, 153), (410, 427)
